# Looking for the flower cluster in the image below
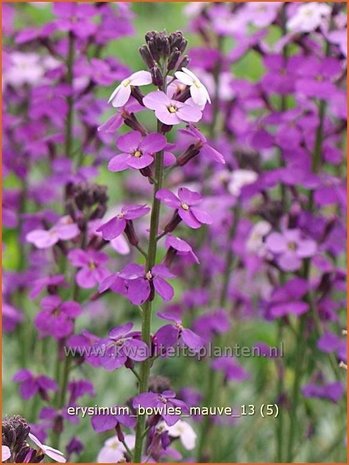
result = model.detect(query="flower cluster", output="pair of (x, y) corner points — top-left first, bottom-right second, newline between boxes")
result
(3, 2), (347, 464)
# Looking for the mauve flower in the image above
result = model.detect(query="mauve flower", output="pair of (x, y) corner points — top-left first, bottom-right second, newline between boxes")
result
(2, 303), (23, 332)
(97, 204), (150, 241)
(302, 381), (344, 403)
(13, 369), (57, 400)
(92, 408), (136, 433)
(193, 310), (230, 342)
(4, 52), (44, 87)
(35, 295), (81, 340)
(143, 91), (202, 125)
(29, 274), (66, 299)
(96, 322), (149, 371)
(28, 432), (66, 463)
(228, 170), (258, 197)
(68, 249), (110, 289)
(175, 67), (211, 107)
(165, 234), (199, 264)
(157, 187), (212, 229)
(68, 380), (95, 404)
(97, 435), (135, 463)
(109, 70), (152, 107)
(108, 131), (167, 172)
(133, 390), (189, 426)
(212, 357), (249, 382)
(119, 263), (175, 305)
(53, 3), (97, 38)
(26, 216), (79, 249)
(265, 278), (310, 319)
(295, 57), (342, 100)
(287, 2), (331, 33)
(179, 126), (225, 164)
(317, 331), (346, 361)
(265, 229), (317, 272)
(154, 312), (204, 352)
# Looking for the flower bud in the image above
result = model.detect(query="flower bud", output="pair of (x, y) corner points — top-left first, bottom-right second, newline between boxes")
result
(139, 45), (155, 68)
(176, 144), (201, 166)
(150, 65), (164, 87)
(124, 220), (139, 246)
(164, 211), (182, 233)
(167, 49), (181, 72)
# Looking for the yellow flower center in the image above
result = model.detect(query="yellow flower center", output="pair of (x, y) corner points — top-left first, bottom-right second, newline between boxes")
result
(168, 105), (178, 113)
(194, 79), (201, 88)
(133, 150), (142, 158)
(287, 242), (297, 251)
(89, 261), (96, 270)
(122, 79), (131, 87)
(181, 203), (189, 211)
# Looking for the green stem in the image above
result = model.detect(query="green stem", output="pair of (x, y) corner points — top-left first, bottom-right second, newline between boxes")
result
(286, 97), (327, 464)
(133, 121), (165, 462)
(197, 206), (240, 461)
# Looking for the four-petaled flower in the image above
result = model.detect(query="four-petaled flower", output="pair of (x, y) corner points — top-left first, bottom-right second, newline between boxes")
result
(68, 249), (110, 289)
(108, 131), (167, 172)
(119, 264), (175, 305)
(97, 204), (150, 241)
(97, 322), (149, 371)
(109, 71), (152, 107)
(132, 390), (189, 426)
(265, 229), (317, 272)
(13, 369), (58, 400)
(26, 216), (79, 249)
(143, 91), (202, 125)
(154, 312), (204, 353)
(156, 187), (212, 229)
(35, 295), (81, 340)
(179, 126), (225, 164)
(175, 67), (211, 107)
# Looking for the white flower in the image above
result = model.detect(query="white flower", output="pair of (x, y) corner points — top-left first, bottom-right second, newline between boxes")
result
(160, 420), (197, 450)
(287, 3), (331, 33)
(175, 67), (211, 107)
(5, 52), (44, 87)
(2, 445), (11, 462)
(246, 221), (272, 256)
(28, 433), (66, 463)
(97, 435), (135, 463)
(228, 169), (258, 197)
(108, 71), (152, 108)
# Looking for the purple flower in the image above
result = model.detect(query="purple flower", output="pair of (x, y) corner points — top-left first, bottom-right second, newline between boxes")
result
(26, 216), (79, 249)
(156, 187), (212, 229)
(193, 310), (230, 342)
(179, 126), (225, 164)
(13, 369), (57, 400)
(35, 295), (81, 340)
(29, 274), (66, 299)
(109, 70), (152, 107)
(119, 263), (175, 305)
(132, 390), (189, 426)
(212, 357), (249, 382)
(53, 3), (97, 39)
(317, 331), (346, 361)
(165, 234), (199, 264)
(68, 380), (95, 404)
(96, 322), (149, 371)
(68, 249), (110, 289)
(2, 303), (23, 332)
(92, 407), (136, 433)
(302, 381), (344, 403)
(143, 91), (202, 125)
(108, 131), (167, 172)
(265, 278), (310, 319)
(97, 204), (150, 241)
(154, 312), (204, 353)
(28, 433), (66, 463)
(265, 229), (317, 272)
